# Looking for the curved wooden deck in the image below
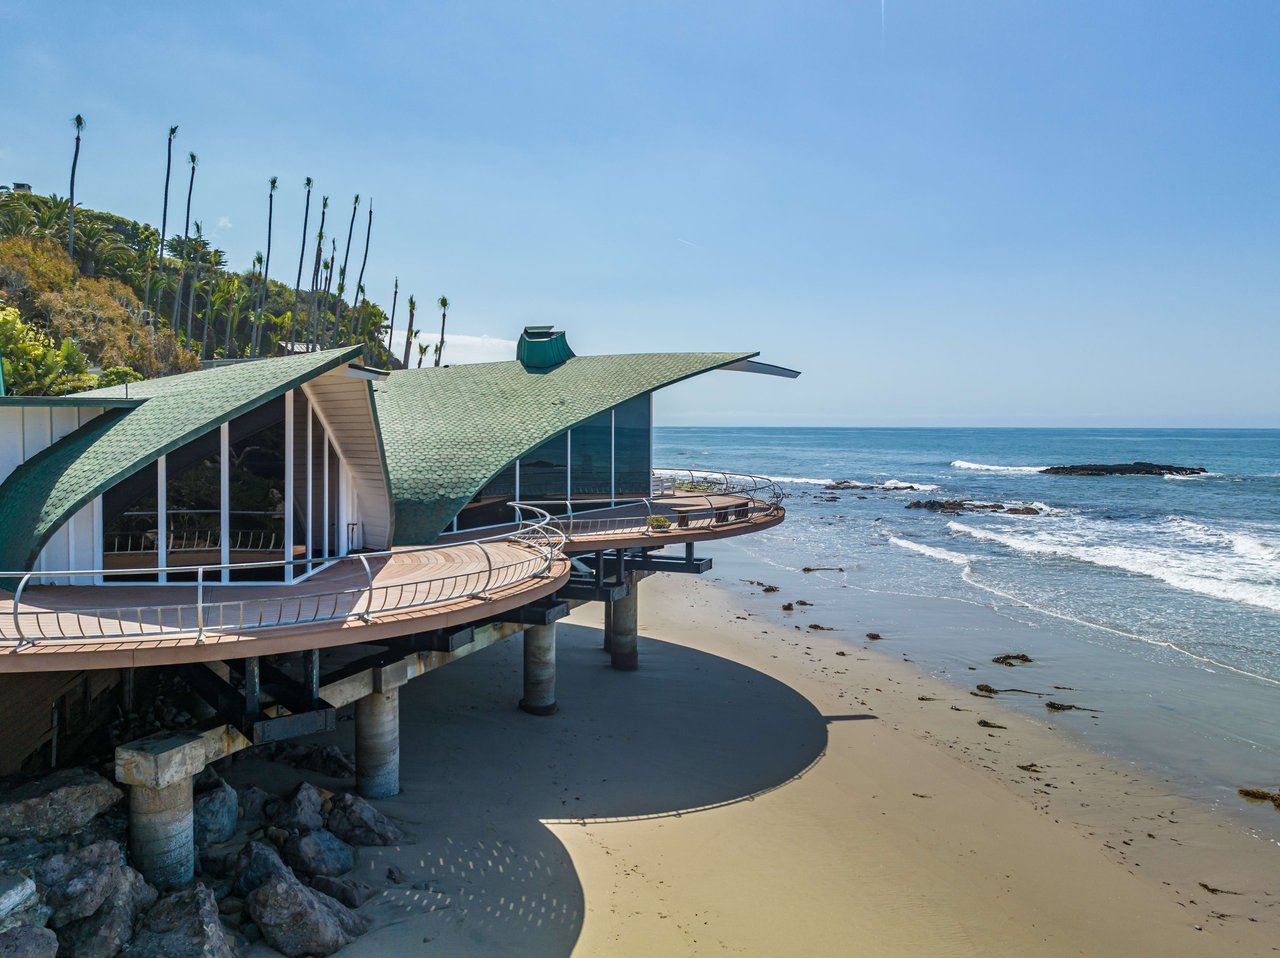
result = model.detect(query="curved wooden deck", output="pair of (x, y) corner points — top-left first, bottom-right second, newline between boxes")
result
(0, 543), (570, 672)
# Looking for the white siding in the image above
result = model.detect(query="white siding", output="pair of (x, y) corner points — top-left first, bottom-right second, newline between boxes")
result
(302, 371), (393, 549)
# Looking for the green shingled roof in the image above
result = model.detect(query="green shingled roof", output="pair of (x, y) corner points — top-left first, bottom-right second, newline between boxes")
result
(374, 351), (755, 543)
(0, 347), (362, 575)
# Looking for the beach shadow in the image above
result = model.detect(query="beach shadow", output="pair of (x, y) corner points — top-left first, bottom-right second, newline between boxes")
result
(324, 621), (829, 958)
(825, 713), (879, 722)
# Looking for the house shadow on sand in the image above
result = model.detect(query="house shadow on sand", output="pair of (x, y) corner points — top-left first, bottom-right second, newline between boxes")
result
(235, 621), (829, 957)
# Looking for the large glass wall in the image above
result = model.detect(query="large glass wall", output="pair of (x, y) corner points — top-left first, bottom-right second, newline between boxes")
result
(570, 411), (612, 501)
(228, 396), (287, 581)
(455, 391), (654, 531)
(99, 387), (347, 584)
(101, 461), (160, 577)
(613, 394), (652, 499)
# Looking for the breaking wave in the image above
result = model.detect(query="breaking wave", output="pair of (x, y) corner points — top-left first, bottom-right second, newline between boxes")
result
(888, 536), (972, 565)
(883, 479), (941, 492)
(950, 460), (1046, 474)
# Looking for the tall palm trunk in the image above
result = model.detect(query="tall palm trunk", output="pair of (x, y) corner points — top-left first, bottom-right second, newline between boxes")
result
(384, 277), (399, 360)
(251, 176), (278, 358)
(151, 125), (178, 325)
(185, 231), (203, 353)
(434, 296), (449, 367)
(289, 177), (313, 347)
(307, 197), (328, 349)
(323, 239), (337, 346)
(351, 201), (373, 320)
(332, 194), (359, 335)
(68, 115), (84, 260)
(175, 153), (198, 342)
(402, 295), (417, 369)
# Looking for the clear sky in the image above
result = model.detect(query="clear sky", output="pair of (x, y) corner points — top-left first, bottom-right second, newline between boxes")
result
(2, 1), (1277, 426)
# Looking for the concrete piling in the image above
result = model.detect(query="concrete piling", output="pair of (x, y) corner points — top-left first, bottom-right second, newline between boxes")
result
(356, 688), (400, 799)
(519, 623), (558, 715)
(603, 599), (613, 652)
(610, 575), (639, 671)
(128, 778), (194, 890)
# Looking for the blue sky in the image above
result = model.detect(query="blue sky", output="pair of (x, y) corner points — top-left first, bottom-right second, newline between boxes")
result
(3, 1), (1277, 426)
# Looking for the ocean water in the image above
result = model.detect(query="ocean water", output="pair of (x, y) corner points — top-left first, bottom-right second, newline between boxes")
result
(654, 427), (1280, 829)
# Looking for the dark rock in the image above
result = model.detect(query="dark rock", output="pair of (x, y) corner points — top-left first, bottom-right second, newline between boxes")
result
(0, 769), (122, 841)
(35, 841), (123, 929)
(235, 786), (273, 824)
(247, 871), (368, 958)
(385, 865), (405, 884)
(310, 876), (376, 909)
(824, 480), (876, 491)
(325, 793), (403, 847)
(265, 744), (355, 779)
(1004, 506), (1041, 515)
(0, 876), (42, 933)
(269, 783), (325, 835)
(231, 842), (291, 899)
(128, 884), (239, 958)
(56, 865), (156, 958)
(905, 499), (968, 512)
(282, 830), (354, 878)
(0, 926), (58, 958)
(193, 780), (239, 848)
(1040, 461), (1206, 477)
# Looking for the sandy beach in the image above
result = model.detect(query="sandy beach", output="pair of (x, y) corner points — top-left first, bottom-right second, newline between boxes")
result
(227, 572), (1277, 957)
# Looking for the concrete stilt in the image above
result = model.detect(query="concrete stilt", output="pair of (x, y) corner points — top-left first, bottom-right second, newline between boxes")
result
(519, 623), (558, 715)
(610, 575), (639, 671)
(602, 599), (613, 652)
(356, 687), (400, 799)
(129, 778), (194, 890)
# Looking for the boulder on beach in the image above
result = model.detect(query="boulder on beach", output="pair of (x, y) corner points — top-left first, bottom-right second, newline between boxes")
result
(127, 884), (239, 958)
(232, 842), (292, 899)
(1040, 461), (1206, 477)
(0, 768), (122, 841)
(325, 792), (403, 847)
(54, 865), (157, 958)
(0, 925), (58, 958)
(269, 782), (326, 835)
(193, 777), (239, 848)
(35, 841), (124, 929)
(282, 830), (354, 878)
(247, 870), (368, 958)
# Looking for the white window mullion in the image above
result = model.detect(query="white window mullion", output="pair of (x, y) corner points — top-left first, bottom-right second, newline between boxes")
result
(322, 433), (330, 560)
(284, 391), (294, 583)
(220, 422), (230, 582)
(157, 455), (167, 583)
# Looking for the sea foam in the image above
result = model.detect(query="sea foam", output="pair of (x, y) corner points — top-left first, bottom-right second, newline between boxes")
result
(951, 460), (1046, 474)
(888, 536), (972, 565)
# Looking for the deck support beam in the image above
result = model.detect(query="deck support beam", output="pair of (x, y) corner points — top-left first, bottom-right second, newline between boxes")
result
(128, 777), (194, 890)
(519, 623), (557, 715)
(356, 686), (401, 799)
(610, 573), (639, 671)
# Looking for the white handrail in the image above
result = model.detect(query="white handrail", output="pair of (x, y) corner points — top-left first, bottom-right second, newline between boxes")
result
(3, 507), (566, 648)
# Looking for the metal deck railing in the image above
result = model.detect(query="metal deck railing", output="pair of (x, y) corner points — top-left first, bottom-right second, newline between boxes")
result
(512, 468), (783, 541)
(1, 508), (565, 648)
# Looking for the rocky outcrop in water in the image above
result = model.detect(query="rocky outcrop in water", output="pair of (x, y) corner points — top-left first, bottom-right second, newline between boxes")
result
(1040, 462), (1206, 476)
(905, 500), (1041, 515)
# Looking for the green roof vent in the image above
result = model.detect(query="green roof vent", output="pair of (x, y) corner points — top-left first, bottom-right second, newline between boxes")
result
(517, 326), (574, 370)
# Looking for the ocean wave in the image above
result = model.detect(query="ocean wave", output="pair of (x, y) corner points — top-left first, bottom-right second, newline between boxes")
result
(883, 479), (941, 492)
(951, 460), (1046, 474)
(762, 475), (835, 486)
(1167, 517), (1280, 562)
(1163, 472), (1222, 480)
(888, 536), (972, 565)
(947, 521), (1280, 613)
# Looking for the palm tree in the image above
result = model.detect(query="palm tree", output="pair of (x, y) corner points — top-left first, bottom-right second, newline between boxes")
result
(416, 341), (429, 369)
(333, 194), (359, 334)
(152, 125), (178, 325)
(252, 175), (278, 357)
(68, 115), (84, 260)
(384, 277), (399, 359)
(433, 295), (449, 367)
(307, 196), (328, 349)
(183, 222), (205, 344)
(351, 200), (373, 317)
(171, 152), (198, 337)
(289, 177), (313, 346)
(402, 295), (417, 369)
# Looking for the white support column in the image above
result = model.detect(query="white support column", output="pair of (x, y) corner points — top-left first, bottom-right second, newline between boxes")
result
(356, 687), (401, 799)
(519, 624), (557, 716)
(157, 455), (167, 583)
(129, 778), (194, 890)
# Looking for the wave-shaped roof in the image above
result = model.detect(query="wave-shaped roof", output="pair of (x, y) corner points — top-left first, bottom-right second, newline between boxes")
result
(375, 351), (755, 543)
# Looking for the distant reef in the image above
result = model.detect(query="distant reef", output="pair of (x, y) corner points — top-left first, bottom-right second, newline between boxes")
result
(1040, 462), (1206, 477)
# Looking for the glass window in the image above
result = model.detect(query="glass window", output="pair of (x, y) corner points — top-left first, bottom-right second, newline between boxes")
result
(310, 411), (326, 561)
(228, 396), (287, 581)
(613, 394), (652, 499)
(457, 460), (517, 531)
(520, 433), (568, 501)
(101, 461), (159, 579)
(165, 428), (222, 580)
(570, 411), (612, 502)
